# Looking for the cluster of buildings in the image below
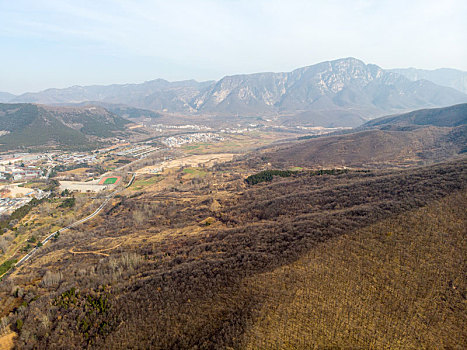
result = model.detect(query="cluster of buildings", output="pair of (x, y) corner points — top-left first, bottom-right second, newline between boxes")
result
(0, 153), (44, 164)
(0, 165), (43, 181)
(53, 153), (97, 164)
(0, 186), (48, 215)
(161, 133), (224, 148)
(150, 124), (212, 132)
(116, 145), (159, 158)
(218, 127), (258, 133)
(0, 197), (33, 216)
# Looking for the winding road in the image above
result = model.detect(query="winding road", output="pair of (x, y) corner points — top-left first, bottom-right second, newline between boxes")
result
(15, 173), (135, 268)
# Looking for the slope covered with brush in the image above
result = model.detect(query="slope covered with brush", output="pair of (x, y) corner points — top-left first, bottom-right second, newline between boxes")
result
(9, 159), (467, 349)
(261, 104), (467, 168)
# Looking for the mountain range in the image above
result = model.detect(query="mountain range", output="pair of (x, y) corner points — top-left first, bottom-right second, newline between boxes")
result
(0, 103), (131, 151)
(0, 92), (16, 103)
(2, 58), (467, 127)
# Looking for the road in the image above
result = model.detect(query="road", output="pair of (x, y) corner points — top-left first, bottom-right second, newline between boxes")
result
(15, 173), (135, 268)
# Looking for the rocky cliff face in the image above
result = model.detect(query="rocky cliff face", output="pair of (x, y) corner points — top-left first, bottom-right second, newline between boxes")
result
(9, 58), (467, 126)
(193, 58), (466, 116)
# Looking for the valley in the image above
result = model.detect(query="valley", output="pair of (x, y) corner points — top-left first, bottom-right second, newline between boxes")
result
(2, 1), (467, 348)
(0, 68), (466, 350)
(0, 119), (307, 282)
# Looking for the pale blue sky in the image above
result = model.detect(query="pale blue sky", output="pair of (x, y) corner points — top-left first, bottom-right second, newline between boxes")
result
(1, 0), (466, 94)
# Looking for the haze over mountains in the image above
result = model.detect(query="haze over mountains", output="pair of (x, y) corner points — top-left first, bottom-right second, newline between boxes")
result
(2, 60), (467, 349)
(0, 92), (16, 103)
(2, 58), (467, 127)
(3, 0), (467, 347)
(390, 67), (467, 94)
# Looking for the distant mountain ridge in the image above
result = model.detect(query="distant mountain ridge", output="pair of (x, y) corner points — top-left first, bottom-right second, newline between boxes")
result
(0, 92), (16, 103)
(390, 67), (467, 94)
(56, 101), (162, 120)
(4, 58), (467, 127)
(11, 79), (213, 113)
(0, 103), (131, 151)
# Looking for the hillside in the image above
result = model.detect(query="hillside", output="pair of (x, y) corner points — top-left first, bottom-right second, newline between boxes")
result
(390, 67), (467, 94)
(259, 103), (467, 168)
(261, 128), (465, 168)
(6, 158), (467, 349)
(0, 103), (131, 151)
(86, 104), (161, 120)
(242, 190), (467, 348)
(361, 103), (467, 130)
(55, 102), (161, 120)
(8, 58), (467, 127)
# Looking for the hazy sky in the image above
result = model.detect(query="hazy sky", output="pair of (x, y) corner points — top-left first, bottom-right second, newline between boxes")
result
(1, 0), (466, 94)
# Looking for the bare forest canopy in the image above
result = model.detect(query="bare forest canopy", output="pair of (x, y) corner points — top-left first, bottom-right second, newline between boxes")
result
(7, 158), (467, 349)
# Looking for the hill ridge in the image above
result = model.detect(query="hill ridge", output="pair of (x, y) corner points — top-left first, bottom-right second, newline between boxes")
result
(0, 103), (131, 151)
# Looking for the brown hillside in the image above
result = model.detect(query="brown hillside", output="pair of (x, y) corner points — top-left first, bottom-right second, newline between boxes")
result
(8, 159), (467, 349)
(243, 190), (467, 349)
(261, 126), (466, 168)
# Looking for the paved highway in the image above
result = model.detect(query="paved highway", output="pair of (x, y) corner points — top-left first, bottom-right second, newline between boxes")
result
(15, 173), (135, 268)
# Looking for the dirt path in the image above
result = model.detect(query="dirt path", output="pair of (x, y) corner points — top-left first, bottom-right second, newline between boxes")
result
(69, 241), (124, 257)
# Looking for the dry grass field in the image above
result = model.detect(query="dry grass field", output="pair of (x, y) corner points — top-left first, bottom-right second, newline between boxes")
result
(136, 153), (235, 174)
(181, 132), (295, 155)
(0, 332), (15, 350)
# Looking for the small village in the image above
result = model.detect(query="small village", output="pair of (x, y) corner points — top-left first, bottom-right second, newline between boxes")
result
(0, 129), (228, 213)
(161, 133), (224, 147)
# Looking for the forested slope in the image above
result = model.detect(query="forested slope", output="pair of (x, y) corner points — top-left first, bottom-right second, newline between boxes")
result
(9, 158), (467, 349)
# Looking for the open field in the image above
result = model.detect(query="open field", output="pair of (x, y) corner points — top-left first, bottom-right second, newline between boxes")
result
(59, 181), (106, 192)
(57, 167), (90, 176)
(18, 182), (50, 191)
(0, 185), (35, 198)
(181, 132), (297, 155)
(136, 153), (235, 174)
(0, 332), (16, 350)
(182, 167), (208, 178)
(130, 175), (163, 191)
